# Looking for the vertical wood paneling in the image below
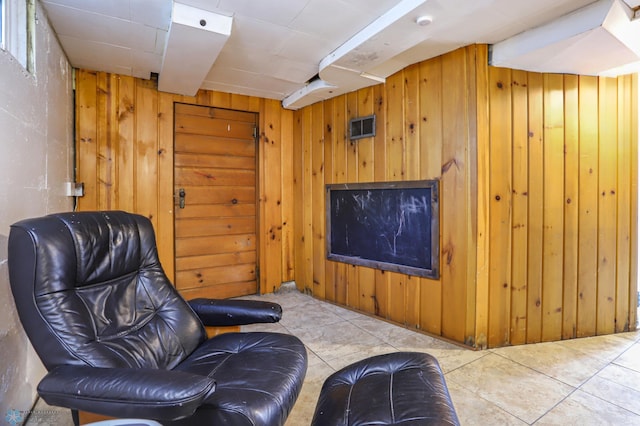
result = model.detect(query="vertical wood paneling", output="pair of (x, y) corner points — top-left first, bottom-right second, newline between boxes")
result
(440, 48), (470, 343)
(542, 74), (564, 341)
(385, 71), (406, 323)
(157, 92), (175, 280)
(357, 87), (377, 314)
(474, 47), (491, 349)
(404, 64), (421, 329)
(419, 57), (443, 335)
(323, 100), (335, 301)
(76, 43), (637, 349)
(261, 99), (284, 294)
(281, 109), (295, 282)
(465, 46), (481, 345)
(293, 110), (306, 292)
(488, 66), (513, 347)
(76, 70), (293, 296)
(117, 76), (135, 213)
(291, 48), (636, 348)
(96, 74), (117, 211)
(134, 80), (159, 227)
(563, 75), (579, 339)
(311, 102), (326, 299)
(77, 71), (98, 211)
(577, 76), (599, 337)
(616, 75), (631, 332)
(526, 72), (544, 343)
(597, 78), (618, 335)
(333, 96), (348, 305)
(510, 70), (529, 345)
(302, 106), (314, 294)
(629, 74), (639, 331)
(345, 92), (360, 308)
(373, 84), (390, 318)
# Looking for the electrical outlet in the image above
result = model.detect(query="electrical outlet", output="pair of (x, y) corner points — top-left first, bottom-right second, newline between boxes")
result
(64, 182), (84, 197)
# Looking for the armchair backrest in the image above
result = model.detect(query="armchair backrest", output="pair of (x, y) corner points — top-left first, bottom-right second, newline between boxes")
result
(8, 211), (206, 371)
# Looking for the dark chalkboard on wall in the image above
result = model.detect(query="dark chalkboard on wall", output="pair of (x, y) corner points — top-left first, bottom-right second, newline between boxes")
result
(326, 180), (439, 279)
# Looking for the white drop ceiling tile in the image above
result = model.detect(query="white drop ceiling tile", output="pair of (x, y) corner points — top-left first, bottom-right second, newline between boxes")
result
(217, 0), (310, 26)
(224, 16), (290, 54)
(205, 65), (299, 93)
(154, 29), (169, 55)
(58, 35), (132, 72)
(213, 46), (257, 70)
(130, 50), (163, 77)
(493, 0), (599, 33)
(268, 57), (319, 84)
(130, 0), (172, 29)
(41, 0), (131, 21)
(276, 30), (336, 62)
(200, 79), (287, 100)
(212, 45), (315, 85)
(43, 3), (159, 51)
(289, 0), (375, 41)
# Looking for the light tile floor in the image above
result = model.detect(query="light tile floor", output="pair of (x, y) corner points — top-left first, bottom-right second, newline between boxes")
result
(27, 288), (640, 425)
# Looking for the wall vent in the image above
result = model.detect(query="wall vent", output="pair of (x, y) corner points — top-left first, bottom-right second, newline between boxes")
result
(350, 115), (376, 140)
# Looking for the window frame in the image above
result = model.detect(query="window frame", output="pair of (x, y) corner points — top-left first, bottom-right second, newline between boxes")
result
(1, 0), (35, 73)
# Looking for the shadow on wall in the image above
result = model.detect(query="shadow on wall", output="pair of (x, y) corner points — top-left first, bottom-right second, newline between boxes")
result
(0, 233), (36, 421)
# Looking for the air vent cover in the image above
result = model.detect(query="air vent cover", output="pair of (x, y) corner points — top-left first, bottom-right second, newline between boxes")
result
(350, 115), (376, 140)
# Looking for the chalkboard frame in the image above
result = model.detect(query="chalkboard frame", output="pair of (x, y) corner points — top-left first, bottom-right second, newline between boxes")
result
(326, 179), (439, 279)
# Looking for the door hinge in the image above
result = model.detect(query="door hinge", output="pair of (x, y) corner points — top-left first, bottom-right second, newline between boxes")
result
(255, 266), (260, 283)
(253, 126), (257, 140)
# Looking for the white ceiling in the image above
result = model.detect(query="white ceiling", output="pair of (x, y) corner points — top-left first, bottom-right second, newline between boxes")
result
(40, 0), (640, 109)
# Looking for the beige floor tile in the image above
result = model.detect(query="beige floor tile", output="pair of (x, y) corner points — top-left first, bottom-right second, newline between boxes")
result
(613, 342), (640, 373)
(595, 362), (640, 393)
(288, 321), (384, 362)
(555, 333), (637, 363)
(446, 381), (528, 425)
(279, 301), (346, 330)
(285, 359), (335, 426)
(322, 343), (399, 371)
(446, 352), (574, 424)
(580, 364), (640, 415)
(536, 389), (640, 425)
(425, 347), (488, 373)
(492, 341), (608, 387)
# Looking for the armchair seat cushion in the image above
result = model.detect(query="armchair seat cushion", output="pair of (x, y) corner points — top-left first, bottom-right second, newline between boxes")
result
(173, 332), (307, 426)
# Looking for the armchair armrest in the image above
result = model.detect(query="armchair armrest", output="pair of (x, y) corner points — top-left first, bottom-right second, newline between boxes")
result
(188, 298), (282, 326)
(38, 365), (215, 421)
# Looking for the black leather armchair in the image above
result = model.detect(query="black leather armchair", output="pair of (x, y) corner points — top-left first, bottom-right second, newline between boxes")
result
(8, 211), (307, 425)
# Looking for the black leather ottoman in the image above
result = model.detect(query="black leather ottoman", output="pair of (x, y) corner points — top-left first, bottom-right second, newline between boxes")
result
(311, 352), (460, 426)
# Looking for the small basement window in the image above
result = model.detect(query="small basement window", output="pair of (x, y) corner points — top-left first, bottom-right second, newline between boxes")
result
(350, 115), (376, 140)
(0, 0), (4, 48)
(2, 0), (35, 72)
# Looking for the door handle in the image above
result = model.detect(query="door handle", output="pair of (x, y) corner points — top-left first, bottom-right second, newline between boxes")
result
(178, 188), (186, 209)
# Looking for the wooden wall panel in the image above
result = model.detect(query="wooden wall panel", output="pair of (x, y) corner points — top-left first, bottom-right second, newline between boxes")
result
(563, 75), (579, 340)
(76, 45), (638, 349)
(419, 57), (444, 335)
(577, 76), (600, 337)
(541, 74), (564, 342)
(291, 45), (637, 348)
(510, 69), (529, 345)
(75, 70), (290, 295)
(526, 73), (544, 343)
(487, 66), (513, 347)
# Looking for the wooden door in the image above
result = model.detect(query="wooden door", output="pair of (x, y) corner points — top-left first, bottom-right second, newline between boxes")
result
(174, 103), (258, 299)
